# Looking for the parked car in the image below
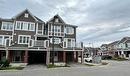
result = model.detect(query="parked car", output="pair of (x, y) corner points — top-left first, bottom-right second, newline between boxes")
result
(101, 55), (112, 60)
(84, 56), (92, 62)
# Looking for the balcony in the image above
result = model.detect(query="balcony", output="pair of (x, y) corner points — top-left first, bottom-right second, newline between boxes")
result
(29, 40), (49, 48)
(63, 42), (83, 49)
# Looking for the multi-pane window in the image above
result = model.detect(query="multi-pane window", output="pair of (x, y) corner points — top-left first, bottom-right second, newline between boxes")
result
(3, 36), (9, 45)
(50, 25), (61, 36)
(22, 22), (28, 30)
(0, 35), (10, 45)
(16, 22), (21, 30)
(13, 51), (22, 62)
(64, 38), (75, 48)
(1, 22), (13, 31)
(29, 23), (35, 31)
(24, 13), (29, 18)
(15, 21), (35, 31)
(67, 39), (71, 47)
(53, 25), (61, 33)
(55, 18), (59, 22)
(18, 35), (30, 44)
(66, 27), (74, 34)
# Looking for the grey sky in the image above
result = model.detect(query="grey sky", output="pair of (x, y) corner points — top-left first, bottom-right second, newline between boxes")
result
(0, 0), (130, 47)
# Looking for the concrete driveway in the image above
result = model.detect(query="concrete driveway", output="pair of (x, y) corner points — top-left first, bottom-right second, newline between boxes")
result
(23, 64), (47, 70)
(0, 60), (130, 76)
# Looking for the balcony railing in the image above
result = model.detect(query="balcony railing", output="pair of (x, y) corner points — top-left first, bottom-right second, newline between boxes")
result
(63, 42), (83, 49)
(34, 40), (45, 47)
(29, 40), (49, 48)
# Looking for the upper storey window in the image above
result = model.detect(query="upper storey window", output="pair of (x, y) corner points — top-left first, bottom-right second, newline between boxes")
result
(65, 26), (74, 34)
(15, 21), (35, 31)
(55, 18), (59, 22)
(1, 22), (13, 31)
(24, 13), (29, 18)
(53, 25), (61, 33)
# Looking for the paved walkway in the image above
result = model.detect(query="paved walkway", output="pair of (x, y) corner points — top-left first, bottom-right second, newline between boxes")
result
(23, 64), (47, 70)
(0, 60), (130, 76)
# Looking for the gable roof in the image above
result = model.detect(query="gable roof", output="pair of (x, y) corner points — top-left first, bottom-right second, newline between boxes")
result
(12, 9), (44, 23)
(118, 37), (130, 44)
(47, 14), (78, 27)
(108, 40), (120, 46)
(101, 44), (108, 47)
(48, 14), (65, 23)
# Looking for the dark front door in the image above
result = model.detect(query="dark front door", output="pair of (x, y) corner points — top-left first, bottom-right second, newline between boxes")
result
(66, 51), (74, 63)
(28, 51), (46, 64)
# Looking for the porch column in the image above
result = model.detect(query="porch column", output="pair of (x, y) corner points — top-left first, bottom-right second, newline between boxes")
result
(81, 51), (84, 64)
(121, 51), (126, 58)
(6, 50), (12, 62)
(118, 51), (120, 56)
(76, 51), (78, 62)
(46, 50), (50, 65)
(24, 50), (28, 63)
(74, 51), (78, 62)
(63, 51), (66, 63)
(6, 50), (8, 60)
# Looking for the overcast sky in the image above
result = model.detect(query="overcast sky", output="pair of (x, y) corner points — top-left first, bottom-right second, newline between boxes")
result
(0, 0), (130, 47)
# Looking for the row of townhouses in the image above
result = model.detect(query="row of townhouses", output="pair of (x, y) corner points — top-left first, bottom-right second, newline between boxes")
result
(100, 37), (130, 58)
(0, 9), (84, 66)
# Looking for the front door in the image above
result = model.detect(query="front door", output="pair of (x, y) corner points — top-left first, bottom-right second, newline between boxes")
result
(54, 52), (58, 62)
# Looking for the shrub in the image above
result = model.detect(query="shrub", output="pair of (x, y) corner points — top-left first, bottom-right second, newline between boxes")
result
(0, 59), (10, 68)
(101, 55), (112, 60)
(112, 57), (128, 61)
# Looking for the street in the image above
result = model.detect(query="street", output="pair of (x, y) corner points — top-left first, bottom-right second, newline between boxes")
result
(0, 60), (130, 76)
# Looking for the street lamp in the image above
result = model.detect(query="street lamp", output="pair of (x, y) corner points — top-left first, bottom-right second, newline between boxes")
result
(52, 15), (58, 65)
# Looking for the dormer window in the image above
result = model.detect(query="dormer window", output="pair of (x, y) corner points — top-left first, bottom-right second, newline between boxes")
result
(24, 13), (28, 18)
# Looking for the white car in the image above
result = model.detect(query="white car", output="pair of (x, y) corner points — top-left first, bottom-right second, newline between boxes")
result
(84, 56), (92, 62)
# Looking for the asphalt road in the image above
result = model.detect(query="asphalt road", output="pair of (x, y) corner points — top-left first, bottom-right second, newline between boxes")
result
(0, 60), (130, 76)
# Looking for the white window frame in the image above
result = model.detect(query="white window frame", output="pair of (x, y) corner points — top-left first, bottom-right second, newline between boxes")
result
(29, 23), (35, 31)
(24, 13), (29, 18)
(0, 35), (10, 46)
(22, 22), (28, 30)
(65, 26), (74, 34)
(50, 24), (61, 36)
(1, 22), (13, 31)
(18, 35), (31, 44)
(63, 38), (75, 48)
(15, 21), (35, 31)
